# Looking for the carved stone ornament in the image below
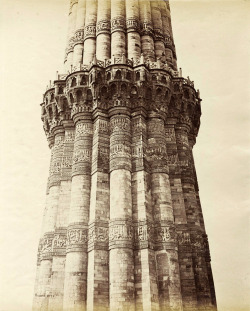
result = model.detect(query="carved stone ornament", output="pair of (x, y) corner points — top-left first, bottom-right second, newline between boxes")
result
(74, 29), (84, 45)
(132, 118), (147, 134)
(148, 122), (165, 136)
(50, 161), (61, 174)
(134, 223), (154, 243)
(39, 237), (53, 254)
(66, 36), (75, 54)
(191, 232), (205, 249)
(39, 233), (67, 258)
(96, 20), (111, 35)
(154, 29), (164, 41)
(88, 225), (109, 244)
(109, 222), (133, 241)
(61, 156), (72, 168)
(126, 18), (139, 32)
(167, 154), (178, 165)
(54, 135), (64, 146)
(155, 225), (175, 243)
(65, 131), (75, 142)
(131, 146), (145, 159)
(111, 17), (126, 32)
(93, 120), (109, 135)
(146, 144), (167, 160)
(73, 149), (91, 163)
(84, 24), (96, 39)
(110, 117), (130, 132)
(176, 133), (189, 146)
(165, 127), (176, 142)
(75, 123), (93, 137)
(140, 21), (154, 37)
(177, 232), (191, 245)
(53, 234), (67, 248)
(67, 228), (88, 246)
(110, 143), (131, 159)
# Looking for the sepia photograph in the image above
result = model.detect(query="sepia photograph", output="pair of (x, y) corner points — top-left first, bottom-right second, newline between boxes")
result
(0, 0), (249, 310)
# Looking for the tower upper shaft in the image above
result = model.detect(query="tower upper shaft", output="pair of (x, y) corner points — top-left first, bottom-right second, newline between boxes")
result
(65, 0), (177, 71)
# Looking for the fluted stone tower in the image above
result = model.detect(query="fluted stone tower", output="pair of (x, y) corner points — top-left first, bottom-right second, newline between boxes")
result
(33, 1), (217, 310)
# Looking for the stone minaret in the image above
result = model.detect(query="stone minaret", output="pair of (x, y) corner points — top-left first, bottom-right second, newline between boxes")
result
(33, 1), (217, 310)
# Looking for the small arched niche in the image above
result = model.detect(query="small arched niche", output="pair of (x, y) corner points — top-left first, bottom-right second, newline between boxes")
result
(87, 89), (93, 101)
(136, 71), (140, 81)
(110, 84), (117, 98)
(115, 70), (122, 80)
(76, 90), (82, 103)
(70, 93), (74, 104)
(80, 75), (87, 85)
(107, 72), (111, 81)
(71, 77), (77, 87)
(101, 86), (108, 99)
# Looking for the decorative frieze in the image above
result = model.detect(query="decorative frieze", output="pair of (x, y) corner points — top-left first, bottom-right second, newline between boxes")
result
(93, 119), (109, 135)
(167, 153), (178, 165)
(176, 132), (189, 146)
(146, 144), (167, 160)
(148, 122), (165, 136)
(66, 36), (75, 54)
(126, 18), (140, 32)
(140, 21), (154, 37)
(177, 230), (206, 253)
(96, 20), (111, 35)
(88, 222), (109, 251)
(88, 226), (109, 244)
(111, 17), (126, 33)
(61, 128), (74, 179)
(73, 149), (92, 163)
(135, 223), (150, 241)
(53, 233), (67, 248)
(49, 133), (64, 186)
(110, 142), (131, 159)
(131, 118), (147, 135)
(179, 115), (192, 128)
(67, 228), (88, 245)
(155, 223), (176, 243)
(39, 236), (53, 257)
(66, 227), (88, 252)
(54, 135), (64, 147)
(164, 35), (174, 50)
(75, 123), (93, 137)
(177, 231), (191, 245)
(37, 223), (187, 260)
(154, 29), (164, 42)
(92, 145), (110, 166)
(109, 220), (133, 249)
(50, 160), (61, 175)
(74, 29), (84, 46)
(134, 221), (154, 249)
(38, 232), (67, 260)
(84, 24), (96, 39)
(61, 156), (72, 169)
(165, 127), (176, 142)
(190, 231), (205, 251)
(110, 116), (130, 133)
(64, 130), (75, 142)
(131, 145), (145, 159)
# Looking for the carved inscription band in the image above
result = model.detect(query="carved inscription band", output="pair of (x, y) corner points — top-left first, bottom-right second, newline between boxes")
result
(38, 224), (207, 260)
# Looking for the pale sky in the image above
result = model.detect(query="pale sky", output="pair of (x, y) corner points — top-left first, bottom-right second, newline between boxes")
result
(0, 1), (249, 311)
